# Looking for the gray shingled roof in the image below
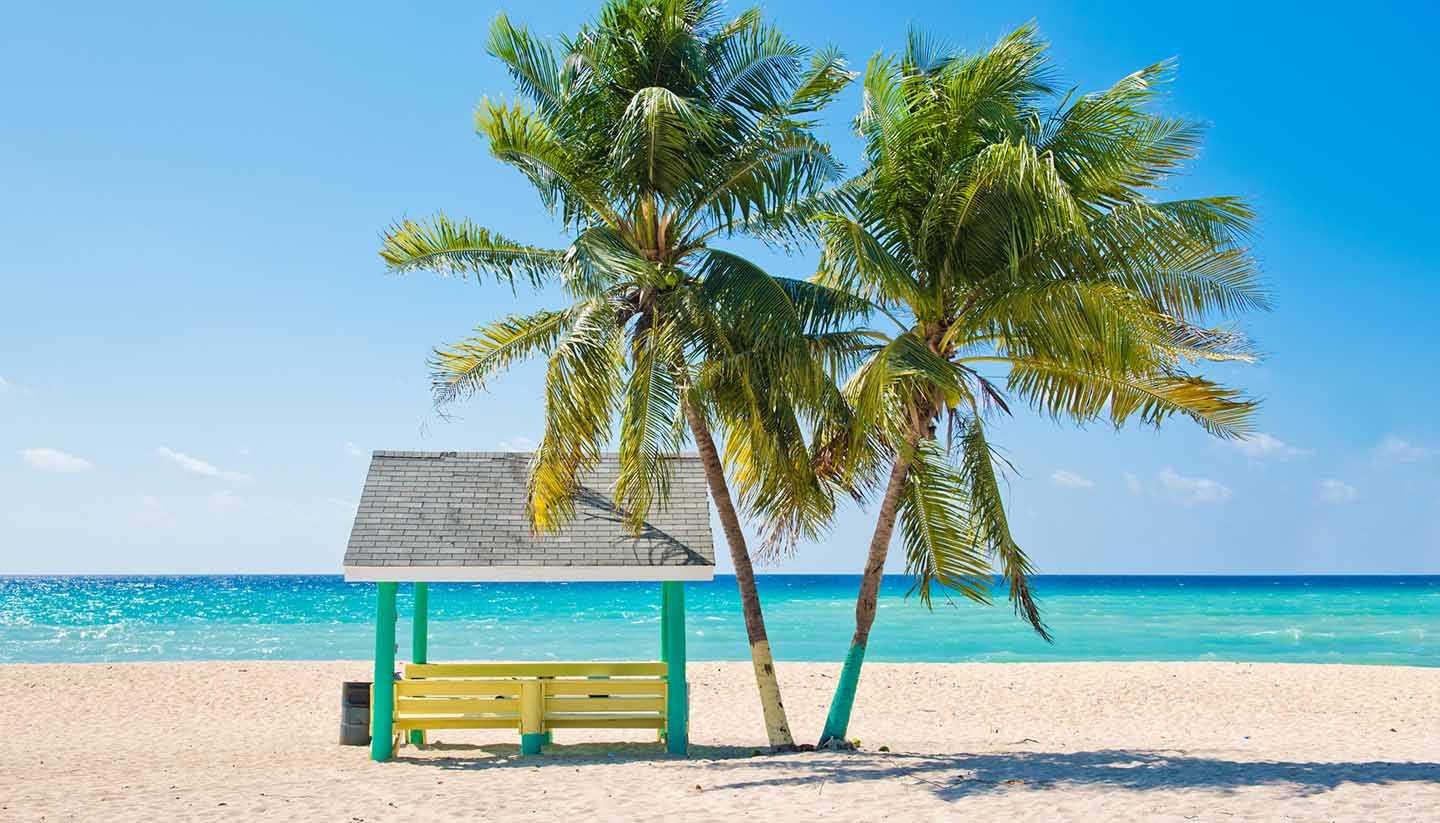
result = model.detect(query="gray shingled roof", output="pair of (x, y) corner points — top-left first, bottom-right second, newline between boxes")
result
(342, 451), (715, 581)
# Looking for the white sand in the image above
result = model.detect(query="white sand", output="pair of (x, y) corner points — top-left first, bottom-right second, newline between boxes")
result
(2, 661), (1437, 821)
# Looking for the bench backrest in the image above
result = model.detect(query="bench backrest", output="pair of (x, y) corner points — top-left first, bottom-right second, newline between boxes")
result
(394, 661), (668, 731)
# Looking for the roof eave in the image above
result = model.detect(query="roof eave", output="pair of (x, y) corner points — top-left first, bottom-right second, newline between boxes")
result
(343, 564), (716, 583)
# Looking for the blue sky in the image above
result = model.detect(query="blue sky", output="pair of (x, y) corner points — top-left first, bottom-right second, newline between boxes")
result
(2, 1), (1437, 575)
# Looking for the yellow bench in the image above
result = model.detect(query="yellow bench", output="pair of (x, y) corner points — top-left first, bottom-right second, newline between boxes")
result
(384, 661), (669, 754)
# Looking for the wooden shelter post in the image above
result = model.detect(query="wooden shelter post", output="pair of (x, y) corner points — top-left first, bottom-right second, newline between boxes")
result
(662, 580), (688, 754)
(408, 581), (428, 745)
(371, 581), (398, 761)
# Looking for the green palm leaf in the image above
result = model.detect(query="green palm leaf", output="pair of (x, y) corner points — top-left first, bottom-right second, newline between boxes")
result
(431, 306), (579, 405)
(380, 215), (563, 287)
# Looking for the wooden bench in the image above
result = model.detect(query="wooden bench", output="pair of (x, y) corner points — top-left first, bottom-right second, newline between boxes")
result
(382, 661), (669, 754)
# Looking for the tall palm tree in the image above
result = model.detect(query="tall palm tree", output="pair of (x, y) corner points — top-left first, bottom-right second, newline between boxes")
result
(795, 25), (1268, 746)
(377, 0), (861, 749)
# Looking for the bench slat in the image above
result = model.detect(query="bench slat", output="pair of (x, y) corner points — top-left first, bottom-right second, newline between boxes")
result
(545, 697), (665, 713)
(546, 715), (666, 729)
(541, 680), (666, 696)
(396, 681), (523, 697)
(395, 717), (519, 731)
(406, 662), (666, 679)
(398, 697), (520, 714)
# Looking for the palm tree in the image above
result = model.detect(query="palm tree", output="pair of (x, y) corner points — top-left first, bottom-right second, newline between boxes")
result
(377, 0), (861, 749)
(795, 25), (1268, 746)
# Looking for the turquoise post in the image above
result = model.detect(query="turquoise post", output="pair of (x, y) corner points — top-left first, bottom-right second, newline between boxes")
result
(371, 581), (398, 761)
(662, 580), (688, 755)
(660, 583), (671, 664)
(657, 584), (670, 743)
(818, 642), (867, 746)
(408, 582), (428, 746)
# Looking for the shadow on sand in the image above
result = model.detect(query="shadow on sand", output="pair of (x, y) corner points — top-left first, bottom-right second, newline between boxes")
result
(393, 743), (1440, 800)
(390, 741), (758, 770)
(706, 748), (1440, 800)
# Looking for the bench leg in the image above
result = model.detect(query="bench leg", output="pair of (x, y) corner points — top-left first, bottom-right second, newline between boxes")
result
(519, 681), (545, 755)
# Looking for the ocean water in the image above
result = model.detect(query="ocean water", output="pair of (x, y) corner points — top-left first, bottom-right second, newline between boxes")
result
(0, 575), (1435, 666)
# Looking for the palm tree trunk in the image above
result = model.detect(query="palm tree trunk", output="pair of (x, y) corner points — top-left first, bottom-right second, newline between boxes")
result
(818, 449), (912, 747)
(681, 399), (797, 750)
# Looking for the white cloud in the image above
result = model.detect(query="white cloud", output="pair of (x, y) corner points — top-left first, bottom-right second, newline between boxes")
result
(156, 447), (251, 483)
(497, 435), (537, 452)
(19, 447), (94, 473)
(1231, 432), (1313, 461)
(0, 375), (34, 397)
(1050, 469), (1095, 490)
(1373, 436), (1435, 465)
(1122, 472), (1144, 495)
(1157, 468), (1232, 505)
(1316, 478), (1359, 504)
(344, 441), (366, 458)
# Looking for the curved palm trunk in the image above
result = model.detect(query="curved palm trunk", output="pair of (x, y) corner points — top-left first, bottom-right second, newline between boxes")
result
(818, 450), (913, 747)
(682, 400), (797, 749)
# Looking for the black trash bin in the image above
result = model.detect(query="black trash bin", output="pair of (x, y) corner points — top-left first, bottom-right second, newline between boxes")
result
(340, 681), (371, 746)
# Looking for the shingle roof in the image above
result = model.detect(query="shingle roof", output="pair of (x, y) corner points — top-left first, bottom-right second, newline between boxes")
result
(342, 451), (716, 582)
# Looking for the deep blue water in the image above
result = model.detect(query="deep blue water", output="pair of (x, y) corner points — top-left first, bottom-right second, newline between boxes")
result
(0, 575), (1435, 666)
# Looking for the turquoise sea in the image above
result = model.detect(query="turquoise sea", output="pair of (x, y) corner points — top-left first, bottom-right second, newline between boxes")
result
(0, 575), (1435, 666)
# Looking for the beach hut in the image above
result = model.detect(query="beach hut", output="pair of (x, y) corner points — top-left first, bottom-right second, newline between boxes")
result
(342, 451), (715, 762)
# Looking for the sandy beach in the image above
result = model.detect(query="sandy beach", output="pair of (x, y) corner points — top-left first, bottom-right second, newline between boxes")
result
(2, 661), (1436, 822)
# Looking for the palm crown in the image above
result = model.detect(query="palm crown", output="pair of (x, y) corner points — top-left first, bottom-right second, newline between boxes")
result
(805, 25), (1267, 637)
(380, 0), (859, 536)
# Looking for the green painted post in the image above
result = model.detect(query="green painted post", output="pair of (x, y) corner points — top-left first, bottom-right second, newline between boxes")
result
(657, 583), (670, 743)
(662, 580), (688, 755)
(660, 583), (671, 664)
(818, 642), (867, 746)
(412, 582), (429, 663)
(371, 581), (398, 762)
(408, 582), (429, 746)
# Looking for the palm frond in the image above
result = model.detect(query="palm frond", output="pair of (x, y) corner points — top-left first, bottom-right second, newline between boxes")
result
(488, 13), (565, 119)
(1005, 356), (1258, 438)
(612, 86), (717, 196)
(615, 319), (686, 531)
(897, 440), (993, 605)
(528, 300), (626, 531)
(431, 305), (580, 405)
(380, 215), (563, 287)
(956, 416), (1050, 640)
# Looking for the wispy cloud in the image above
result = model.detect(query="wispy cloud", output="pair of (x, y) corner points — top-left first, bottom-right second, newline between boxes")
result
(1050, 469), (1095, 490)
(344, 441), (366, 458)
(19, 447), (94, 473)
(1230, 432), (1313, 461)
(1122, 472), (1144, 495)
(0, 375), (34, 397)
(1316, 478), (1359, 504)
(1157, 468), (1233, 505)
(1373, 436), (1435, 465)
(156, 447), (252, 483)
(497, 435), (537, 452)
